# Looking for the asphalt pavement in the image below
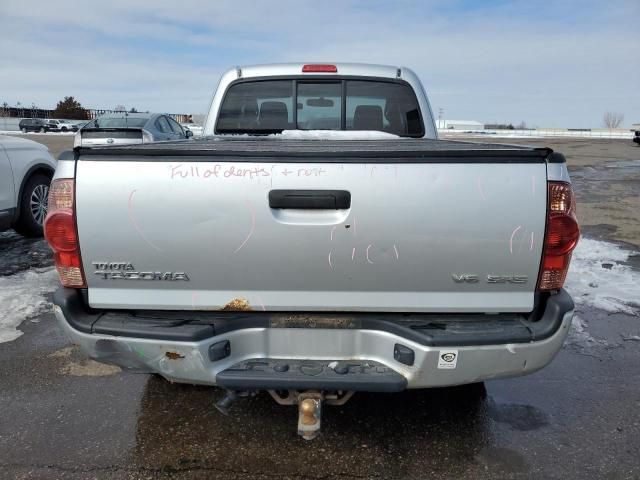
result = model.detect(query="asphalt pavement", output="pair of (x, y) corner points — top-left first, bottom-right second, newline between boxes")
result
(0, 134), (638, 479)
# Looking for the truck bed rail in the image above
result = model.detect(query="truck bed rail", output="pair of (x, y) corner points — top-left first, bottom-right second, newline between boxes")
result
(74, 137), (556, 162)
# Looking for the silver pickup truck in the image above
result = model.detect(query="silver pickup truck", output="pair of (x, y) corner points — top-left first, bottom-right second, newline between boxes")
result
(47, 63), (579, 439)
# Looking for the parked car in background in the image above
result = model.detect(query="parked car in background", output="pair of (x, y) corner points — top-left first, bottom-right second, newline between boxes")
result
(19, 118), (50, 133)
(47, 119), (79, 132)
(74, 112), (192, 147)
(633, 130), (640, 145)
(180, 123), (204, 137)
(0, 136), (56, 237)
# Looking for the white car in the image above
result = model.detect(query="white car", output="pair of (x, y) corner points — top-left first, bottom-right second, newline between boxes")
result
(47, 119), (79, 133)
(0, 136), (56, 236)
(180, 123), (204, 137)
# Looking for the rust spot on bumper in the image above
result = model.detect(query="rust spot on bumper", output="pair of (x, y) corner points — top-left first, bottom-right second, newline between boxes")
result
(165, 351), (185, 360)
(221, 298), (252, 311)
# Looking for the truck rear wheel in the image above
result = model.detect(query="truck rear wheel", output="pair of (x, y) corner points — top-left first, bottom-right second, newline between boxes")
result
(13, 173), (51, 237)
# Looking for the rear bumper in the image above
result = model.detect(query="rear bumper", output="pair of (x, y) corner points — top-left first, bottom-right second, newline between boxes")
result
(53, 289), (573, 390)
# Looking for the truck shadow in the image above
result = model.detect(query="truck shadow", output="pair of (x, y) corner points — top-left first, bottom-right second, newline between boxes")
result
(131, 376), (499, 477)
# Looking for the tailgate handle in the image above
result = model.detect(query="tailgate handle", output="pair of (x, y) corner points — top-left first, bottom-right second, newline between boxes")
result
(268, 190), (351, 209)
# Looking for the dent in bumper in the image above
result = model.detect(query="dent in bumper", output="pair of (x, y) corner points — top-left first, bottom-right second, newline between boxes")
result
(53, 305), (573, 389)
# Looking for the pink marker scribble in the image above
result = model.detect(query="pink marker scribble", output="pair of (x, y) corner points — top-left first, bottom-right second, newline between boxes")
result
(128, 189), (162, 252)
(328, 251), (334, 269)
(531, 175), (536, 196)
(366, 244), (374, 264)
(509, 225), (522, 254)
(393, 244), (399, 260)
(530, 231), (535, 251)
(234, 199), (256, 253)
(477, 177), (487, 201)
(191, 292), (198, 310)
(352, 247), (356, 261)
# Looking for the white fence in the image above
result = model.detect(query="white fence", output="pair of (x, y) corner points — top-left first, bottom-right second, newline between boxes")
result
(440, 128), (634, 139)
(0, 118), (23, 131)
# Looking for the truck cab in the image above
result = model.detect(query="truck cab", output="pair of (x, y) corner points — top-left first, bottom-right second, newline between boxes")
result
(204, 63), (438, 138)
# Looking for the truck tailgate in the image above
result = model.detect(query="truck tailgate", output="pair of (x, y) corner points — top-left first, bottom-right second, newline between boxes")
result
(75, 139), (550, 313)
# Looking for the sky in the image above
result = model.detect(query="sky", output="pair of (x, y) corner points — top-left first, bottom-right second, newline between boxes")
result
(0, 0), (638, 128)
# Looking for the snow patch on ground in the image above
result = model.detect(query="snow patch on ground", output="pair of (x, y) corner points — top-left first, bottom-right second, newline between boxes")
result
(564, 238), (639, 351)
(0, 268), (58, 343)
(566, 315), (607, 348)
(565, 238), (640, 315)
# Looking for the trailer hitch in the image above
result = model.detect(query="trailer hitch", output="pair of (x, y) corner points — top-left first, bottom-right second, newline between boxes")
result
(297, 392), (323, 440)
(267, 390), (355, 440)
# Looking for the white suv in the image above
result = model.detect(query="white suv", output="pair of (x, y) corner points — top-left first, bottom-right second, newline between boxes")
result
(0, 136), (56, 236)
(47, 119), (79, 133)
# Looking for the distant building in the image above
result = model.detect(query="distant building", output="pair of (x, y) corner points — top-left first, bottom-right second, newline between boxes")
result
(437, 120), (485, 130)
(631, 123), (640, 132)
(0, 105), (190, 123)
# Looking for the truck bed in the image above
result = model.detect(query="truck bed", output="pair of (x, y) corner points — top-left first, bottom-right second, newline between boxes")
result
(75, 137), (555, 162)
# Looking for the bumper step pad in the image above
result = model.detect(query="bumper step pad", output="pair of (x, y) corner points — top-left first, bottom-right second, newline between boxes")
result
(216, 358), (407, 392)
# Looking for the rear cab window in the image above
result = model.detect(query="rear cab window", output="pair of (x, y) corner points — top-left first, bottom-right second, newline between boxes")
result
(86, 118), (148, 128)
(215, 78), (424, 137)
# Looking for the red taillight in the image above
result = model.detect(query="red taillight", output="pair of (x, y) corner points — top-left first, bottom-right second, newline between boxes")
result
(302, 64), (337, 73)
(44, 210), (77, 252)
(44, 179), (86, 288)
(537, 181), (580, 291)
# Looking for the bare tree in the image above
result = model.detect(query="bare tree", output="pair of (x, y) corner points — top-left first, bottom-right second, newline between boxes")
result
(603, 111), (624, 129)
(114, 104), (126, 112)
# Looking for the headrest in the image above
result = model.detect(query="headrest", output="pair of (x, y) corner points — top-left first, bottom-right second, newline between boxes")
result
(353, 105), (383, 130)
(259, 101), (288, 128)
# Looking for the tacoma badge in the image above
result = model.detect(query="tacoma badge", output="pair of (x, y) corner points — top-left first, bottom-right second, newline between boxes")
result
(92, 262), (190, 281)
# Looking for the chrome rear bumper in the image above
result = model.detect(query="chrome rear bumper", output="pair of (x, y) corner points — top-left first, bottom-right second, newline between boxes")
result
(53, 290), (573, 389)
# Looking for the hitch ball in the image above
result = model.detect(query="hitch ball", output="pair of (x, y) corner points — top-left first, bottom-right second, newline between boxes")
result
(300, 398), (319, 425)
(297, 395), (322, 440)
